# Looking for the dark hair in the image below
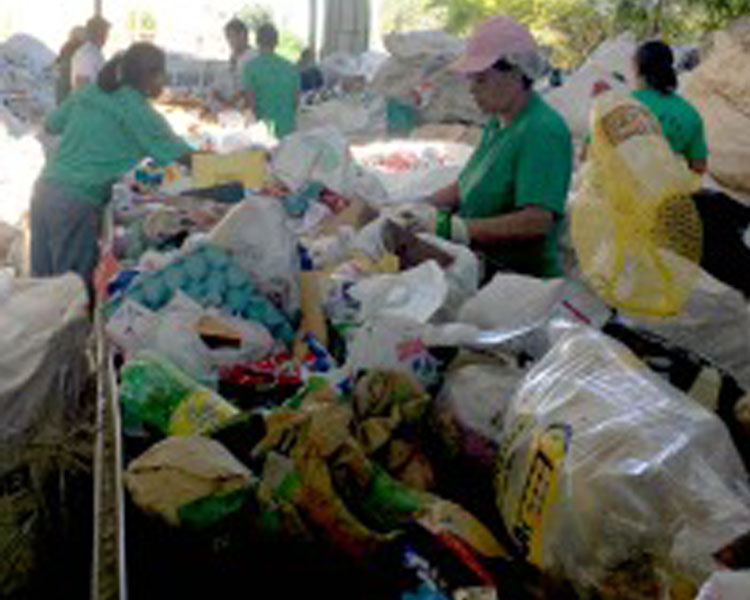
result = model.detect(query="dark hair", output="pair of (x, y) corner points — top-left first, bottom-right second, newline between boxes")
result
(85, 15), (110, 37)
(635, 40), (677, 94)
(492, 58), (533, 90)
(224, 18), (248, 37)
(98, 42), (166, 93)
(257, 23), (279, 48)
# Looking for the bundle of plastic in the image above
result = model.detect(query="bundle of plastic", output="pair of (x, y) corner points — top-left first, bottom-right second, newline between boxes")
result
(371, 31), (484, 126)
(0, 34), (56, 127)
(496, 325), (750, 599)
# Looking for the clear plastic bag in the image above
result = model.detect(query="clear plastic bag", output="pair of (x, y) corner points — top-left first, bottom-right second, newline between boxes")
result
(496, 325), (750, 598)
(208, 196), (300, 317)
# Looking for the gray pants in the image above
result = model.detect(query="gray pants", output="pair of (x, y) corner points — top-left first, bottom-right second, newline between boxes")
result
(30, 179), (102, 299)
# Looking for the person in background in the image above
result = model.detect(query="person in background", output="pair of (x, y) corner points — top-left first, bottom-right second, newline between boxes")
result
(71, 15), (110, 92)
(632, 40), (707, 174)
(400, 16), (573, 280)
(55, 26), (86, 105)
(212, 18), (257, 111)
(242, 23), (301, 138)
(298, 48), (324, 93)
(635, 40), (750, 297)
(31, 42), (195, 300)
(590, 40), (750, 297)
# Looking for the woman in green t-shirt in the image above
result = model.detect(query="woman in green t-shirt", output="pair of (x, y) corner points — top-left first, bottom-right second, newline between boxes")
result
(632, 40), (708, 174)
(633, 40), (750, 298)
(395, 16), (574, 281)
(30, 42), (195, 302)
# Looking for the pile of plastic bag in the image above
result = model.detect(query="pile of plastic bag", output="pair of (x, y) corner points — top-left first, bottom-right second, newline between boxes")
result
(371, 31), (485, 126)
(0, 33), (56, 128)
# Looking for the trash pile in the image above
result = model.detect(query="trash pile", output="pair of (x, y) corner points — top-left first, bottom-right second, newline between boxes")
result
(371, 31), (485, 127)
(683, 18), (750, 197)
(94, 120), (750, 599)
(0, 33), (55, 254)
(0, 33), (56, 130)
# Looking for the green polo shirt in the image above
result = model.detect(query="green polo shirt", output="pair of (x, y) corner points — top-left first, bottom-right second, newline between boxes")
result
(632, 88), (708, 161)
(242, 51), (300, 139)
(42, 84), (192, 205)
(458, 92), (573, 278)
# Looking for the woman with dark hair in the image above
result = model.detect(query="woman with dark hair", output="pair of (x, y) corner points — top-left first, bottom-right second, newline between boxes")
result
(632, 41), (750, 297)
(632, 40), (708, 174)
(30, 42), (194, 300)
(398, 16), (573, 280)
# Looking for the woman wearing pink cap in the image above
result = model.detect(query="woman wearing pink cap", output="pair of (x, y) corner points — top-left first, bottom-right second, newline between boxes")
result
(421, 16), (573, 280)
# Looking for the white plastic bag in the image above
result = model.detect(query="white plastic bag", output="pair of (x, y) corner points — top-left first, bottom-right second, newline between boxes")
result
(151, 293), (274, 387)
(350, 260), (448, 324)
(432, 362), (523, 468)
(694, 571), (750, 600)
(208, 196), (300, 317)
(496, 325), (750, 598)
(272, 127), (387, 204)
(625, 272), (750, 390)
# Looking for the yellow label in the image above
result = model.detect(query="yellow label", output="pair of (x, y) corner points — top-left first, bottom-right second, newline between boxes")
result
(168, 389), (239, 436)
(509, 423), (570, 567)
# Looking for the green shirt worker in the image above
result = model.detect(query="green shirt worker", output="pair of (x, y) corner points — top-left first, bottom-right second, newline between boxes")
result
(426, 16), (573, 279)
(31, 42), (194, 300)
(632, 40), (708, 174)
(242, 23), (301, 139)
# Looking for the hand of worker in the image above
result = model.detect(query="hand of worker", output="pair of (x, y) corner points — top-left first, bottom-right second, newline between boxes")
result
(388, 203), (471, 245)
(389, 203), (437, 234)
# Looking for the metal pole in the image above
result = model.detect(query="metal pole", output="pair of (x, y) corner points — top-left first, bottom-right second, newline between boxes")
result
(94, 0), (102, 17)
(309, 0), (318, 57)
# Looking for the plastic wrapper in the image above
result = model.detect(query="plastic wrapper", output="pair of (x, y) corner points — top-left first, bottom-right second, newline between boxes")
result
(106, 243), (295, 345)
(495, 326), (750, 598)
(125, 436), (254, 526)
(119, 351), (240, 436)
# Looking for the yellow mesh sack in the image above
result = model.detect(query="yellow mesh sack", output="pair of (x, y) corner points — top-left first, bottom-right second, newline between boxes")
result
(571, 92), (703, 317)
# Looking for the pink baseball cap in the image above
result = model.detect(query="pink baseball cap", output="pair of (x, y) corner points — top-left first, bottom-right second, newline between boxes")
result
(451, 15), (540, 76)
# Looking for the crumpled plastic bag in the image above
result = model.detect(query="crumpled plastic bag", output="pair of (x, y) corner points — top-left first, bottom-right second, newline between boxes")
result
(272, 127), (388, 205)
(624, 272), (750, 391)
(346, 317), (441, 390)
(495, 325), (750, 598)
(432, 362), (523, 469)
(694, 571), (750, 600)
(208, 196), (300, 318)
(125, 436), (254, 526)
(151, 292), (275, 387)
(350, 260), (448, 324)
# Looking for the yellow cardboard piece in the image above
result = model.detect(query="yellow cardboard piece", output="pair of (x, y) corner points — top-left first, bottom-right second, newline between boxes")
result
(192, 150), (267, 189)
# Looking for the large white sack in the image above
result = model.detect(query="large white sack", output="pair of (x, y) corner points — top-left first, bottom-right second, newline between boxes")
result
(545, 33), (636, 138)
